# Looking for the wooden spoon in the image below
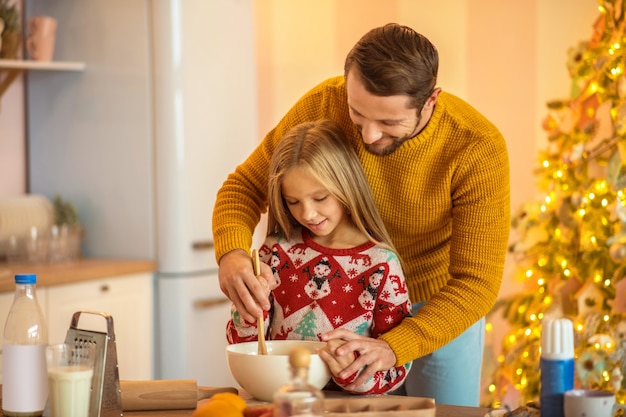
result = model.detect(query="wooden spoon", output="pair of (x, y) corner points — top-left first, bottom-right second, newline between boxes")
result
(252, 248), (268, 355)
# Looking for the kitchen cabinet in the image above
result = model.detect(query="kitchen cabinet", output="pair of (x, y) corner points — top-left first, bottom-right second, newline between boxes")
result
(0, 271), (153, 382)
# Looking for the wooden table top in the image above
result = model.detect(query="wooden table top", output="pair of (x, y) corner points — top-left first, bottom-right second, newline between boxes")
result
(122, 402), (493, 417)
(0, 391), (494, 417)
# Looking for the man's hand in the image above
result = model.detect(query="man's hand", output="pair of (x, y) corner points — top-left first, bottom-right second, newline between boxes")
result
(320, 328), (397, 389)
(218, 249), (276, 322)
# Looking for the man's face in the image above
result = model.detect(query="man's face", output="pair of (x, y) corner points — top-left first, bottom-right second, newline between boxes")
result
(346, 72), (426, 156)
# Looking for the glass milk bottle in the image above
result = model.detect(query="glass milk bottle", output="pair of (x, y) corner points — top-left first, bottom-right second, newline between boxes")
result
(273, 347), (325, 417)
(2, 273), (48, 417)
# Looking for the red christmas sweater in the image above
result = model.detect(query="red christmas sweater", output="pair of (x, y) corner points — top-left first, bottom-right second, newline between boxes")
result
(227, 229), (412, 394)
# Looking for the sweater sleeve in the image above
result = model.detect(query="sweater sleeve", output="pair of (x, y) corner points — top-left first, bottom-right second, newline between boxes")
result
(379, 119), (511, 366)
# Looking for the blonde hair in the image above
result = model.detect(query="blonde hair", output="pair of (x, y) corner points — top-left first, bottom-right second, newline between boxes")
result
(267, 119), (398, 254)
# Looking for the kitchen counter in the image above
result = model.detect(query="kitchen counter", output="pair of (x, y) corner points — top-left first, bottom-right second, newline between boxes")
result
(0, 387), (494, 417)
(0, 385), (496, 416)
(0, 258), (156, 292)
(0, 403), (493, 417)
(122, 390), (495, 417)
(122, 402), (494, 417)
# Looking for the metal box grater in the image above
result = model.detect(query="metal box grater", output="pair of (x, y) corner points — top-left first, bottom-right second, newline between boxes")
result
(64, 310), (123, 417)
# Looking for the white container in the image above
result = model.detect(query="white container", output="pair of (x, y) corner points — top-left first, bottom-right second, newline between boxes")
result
(540, 317), (575, 417)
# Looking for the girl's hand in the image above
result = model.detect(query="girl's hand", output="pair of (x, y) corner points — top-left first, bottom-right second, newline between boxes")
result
(317, 339), (354, 377)
(320, 328), (397, 389)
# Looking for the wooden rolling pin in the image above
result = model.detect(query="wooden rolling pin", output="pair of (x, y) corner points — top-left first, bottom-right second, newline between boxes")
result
(120, 379), (239, 411)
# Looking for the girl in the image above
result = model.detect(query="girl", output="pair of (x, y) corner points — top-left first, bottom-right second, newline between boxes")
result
(226, 119), (411, 395)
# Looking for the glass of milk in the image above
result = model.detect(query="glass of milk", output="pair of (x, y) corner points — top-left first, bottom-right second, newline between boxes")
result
(46, 343), (96, 417)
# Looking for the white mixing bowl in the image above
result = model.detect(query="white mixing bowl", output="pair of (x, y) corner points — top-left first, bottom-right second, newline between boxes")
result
(225, 340), (332, 402)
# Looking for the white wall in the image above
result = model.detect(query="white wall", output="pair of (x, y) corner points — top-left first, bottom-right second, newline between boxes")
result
(0, 63), (25, 195)
(255, 0), (598, 212)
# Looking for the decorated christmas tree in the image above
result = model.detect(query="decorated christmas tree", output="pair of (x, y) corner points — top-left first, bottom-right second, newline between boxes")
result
(486, 0), (626, 408)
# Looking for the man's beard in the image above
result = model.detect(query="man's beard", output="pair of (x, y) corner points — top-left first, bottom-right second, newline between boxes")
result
(364, 135), (411, 156)
(362, 114), (422, 156)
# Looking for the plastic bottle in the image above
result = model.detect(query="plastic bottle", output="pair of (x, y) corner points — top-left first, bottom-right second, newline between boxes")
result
(273, 347), (325, 417)
(540, 316), (574, 417)
(2, 273), (48, 417)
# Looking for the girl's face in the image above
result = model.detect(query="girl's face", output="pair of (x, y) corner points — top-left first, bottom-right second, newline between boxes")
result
(281, 166), (353, 247)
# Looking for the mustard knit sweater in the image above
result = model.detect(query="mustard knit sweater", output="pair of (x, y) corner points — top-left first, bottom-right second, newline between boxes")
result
(212, 76), (510, 366)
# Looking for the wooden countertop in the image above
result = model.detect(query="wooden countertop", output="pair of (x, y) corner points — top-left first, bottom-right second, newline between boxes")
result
(121, 390), (494, 417)
(121, 402), (493, 417)
(0, 258), (156, 293)
(0, 401), (493, 417)
(0, 386), (494, 417)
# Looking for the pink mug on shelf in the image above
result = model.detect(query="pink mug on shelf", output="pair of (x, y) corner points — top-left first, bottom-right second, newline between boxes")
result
(26, 16), (57, 61)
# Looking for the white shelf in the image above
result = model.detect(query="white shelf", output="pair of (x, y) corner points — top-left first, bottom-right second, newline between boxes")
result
(0, 59), (86, 100)
(0, 59), (86, 71)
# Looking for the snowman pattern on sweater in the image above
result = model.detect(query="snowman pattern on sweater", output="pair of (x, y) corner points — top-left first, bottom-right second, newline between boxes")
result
(226, 229), (412, 394)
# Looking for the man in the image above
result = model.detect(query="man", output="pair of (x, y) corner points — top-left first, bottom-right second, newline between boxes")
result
(213, 23), (510, 406)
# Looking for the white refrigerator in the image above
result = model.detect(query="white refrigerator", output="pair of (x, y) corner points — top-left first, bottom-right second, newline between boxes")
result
(26, 0), (259, 387)
(151, 0), (260, 387)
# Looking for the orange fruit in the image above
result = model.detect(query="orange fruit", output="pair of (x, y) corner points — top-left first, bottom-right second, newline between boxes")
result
(192, 392), (247, 417)
(211, 392), (247, 412)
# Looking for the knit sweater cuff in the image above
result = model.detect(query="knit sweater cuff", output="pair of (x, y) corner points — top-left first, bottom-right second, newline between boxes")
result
(213, 226), (254, 263)
(379, 318), (424, 367)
